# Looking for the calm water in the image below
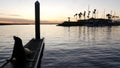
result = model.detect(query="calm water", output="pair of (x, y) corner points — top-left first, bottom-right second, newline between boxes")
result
(1, 25), (120, 68)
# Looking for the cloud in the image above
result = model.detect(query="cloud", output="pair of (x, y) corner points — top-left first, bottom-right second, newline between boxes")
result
(0, 17), (34, 24)
(9, 14), (21, 17)
(0, 17), (60, 24)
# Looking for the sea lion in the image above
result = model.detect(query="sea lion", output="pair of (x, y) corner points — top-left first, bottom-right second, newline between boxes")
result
(9, 36), (26, 67)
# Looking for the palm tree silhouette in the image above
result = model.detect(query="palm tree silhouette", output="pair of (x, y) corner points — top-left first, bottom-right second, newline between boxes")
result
(78, 12), (82, 20)
(92, 9), (96, 18)
(83, 11), (86, 20)
(106, 14), (112, 20)
(74, 13), (78, 20)
(87, 11), (91, 19)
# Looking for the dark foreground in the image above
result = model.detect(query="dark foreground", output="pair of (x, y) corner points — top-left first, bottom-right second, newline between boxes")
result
(0, 38), (45, 68)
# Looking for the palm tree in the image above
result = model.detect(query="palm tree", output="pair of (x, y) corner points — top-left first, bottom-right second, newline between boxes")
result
(112, 15), (119, 20)
(83, 11), (86, 20)
(92, 9), (96, 18)
(106, 14), (112, 20)
(78, 12), (82, 20)
(74, 13), (78, 20)
(87, 11), (91, 19)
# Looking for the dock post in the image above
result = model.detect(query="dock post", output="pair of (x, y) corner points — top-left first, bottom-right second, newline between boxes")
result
(35, 1), (40, 40)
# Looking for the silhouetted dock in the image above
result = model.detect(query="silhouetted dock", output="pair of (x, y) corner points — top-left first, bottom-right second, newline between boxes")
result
(1, 38), (45, 68)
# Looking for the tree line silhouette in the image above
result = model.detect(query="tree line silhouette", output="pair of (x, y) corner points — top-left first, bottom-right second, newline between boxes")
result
(72, 9), (119, 21)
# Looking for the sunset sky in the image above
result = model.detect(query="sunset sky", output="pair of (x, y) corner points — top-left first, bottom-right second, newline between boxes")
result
(0, 0), (120, 24)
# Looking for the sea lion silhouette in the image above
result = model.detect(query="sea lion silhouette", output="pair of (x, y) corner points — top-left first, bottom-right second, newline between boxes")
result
(10, 36), (26, 67)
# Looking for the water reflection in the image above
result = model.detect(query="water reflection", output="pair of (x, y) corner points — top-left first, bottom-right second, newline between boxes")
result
(42, 25), (120, 68)
(64, 26), (115, 44)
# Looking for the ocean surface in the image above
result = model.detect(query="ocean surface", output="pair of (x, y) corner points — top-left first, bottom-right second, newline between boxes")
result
(1, 25), (120, 68)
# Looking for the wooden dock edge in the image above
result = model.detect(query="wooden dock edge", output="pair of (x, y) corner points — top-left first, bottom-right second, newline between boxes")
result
(0, 38), (45, 68)
(34, 38), (45, 68)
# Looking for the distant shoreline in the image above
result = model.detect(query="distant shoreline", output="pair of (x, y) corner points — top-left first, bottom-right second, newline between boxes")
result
(0, 23), (57, 25)
(57, 18), (120, 27)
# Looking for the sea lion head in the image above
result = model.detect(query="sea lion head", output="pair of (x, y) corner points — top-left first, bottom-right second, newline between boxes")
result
(13, 36), (22, 45)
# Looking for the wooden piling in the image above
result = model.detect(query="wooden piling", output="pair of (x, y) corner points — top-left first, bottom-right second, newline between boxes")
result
(35, 1), (40, 40)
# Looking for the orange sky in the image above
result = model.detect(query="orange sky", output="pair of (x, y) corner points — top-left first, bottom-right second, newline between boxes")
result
(0, 17), (61, 24)
(0, 0), (120, 24)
